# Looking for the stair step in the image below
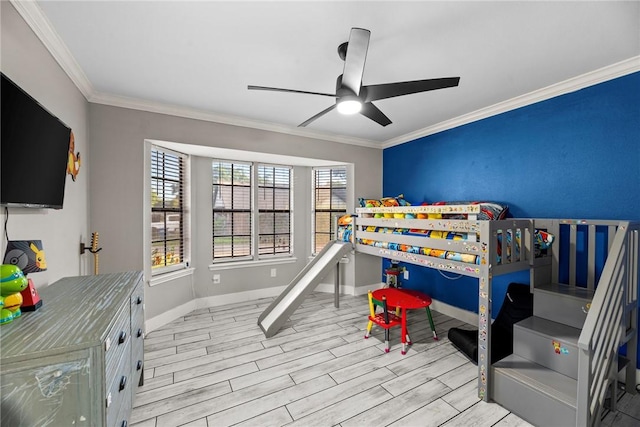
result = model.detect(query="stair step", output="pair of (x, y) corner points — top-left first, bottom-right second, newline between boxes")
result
(492, 354), (577, 426)
(514, 316), (581, 379)
(534, 283), (594, 329)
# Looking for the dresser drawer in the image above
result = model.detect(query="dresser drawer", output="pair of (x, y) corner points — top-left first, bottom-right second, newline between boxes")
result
(105, 305), (131, 386)
(130, 279), (144, 318)
(106, 344), (132, 427)
(1, 349), (95, 425)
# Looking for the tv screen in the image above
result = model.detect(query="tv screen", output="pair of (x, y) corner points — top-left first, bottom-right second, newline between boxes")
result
(1, 73), (71, 209)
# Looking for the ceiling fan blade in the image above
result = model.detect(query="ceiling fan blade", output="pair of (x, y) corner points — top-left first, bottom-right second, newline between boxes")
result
(364, 77), (460, 102)
(341, 28), (370, 95)
(360, 102), (392, 127)
(298, 104), (336, 127)
(248, 85), (335, 97)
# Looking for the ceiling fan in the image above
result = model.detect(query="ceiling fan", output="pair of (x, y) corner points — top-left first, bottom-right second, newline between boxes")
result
(248, 27), (460, 127)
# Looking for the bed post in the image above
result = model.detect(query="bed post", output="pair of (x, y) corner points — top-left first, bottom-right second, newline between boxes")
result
(477, 220), (492, 402)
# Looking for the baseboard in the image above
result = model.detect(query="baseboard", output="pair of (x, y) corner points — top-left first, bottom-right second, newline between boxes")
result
(314, 281), (384, 296)
(429, 299), (477, 326)
(194, 286), (287, 309)
(145, 299), (197, 334)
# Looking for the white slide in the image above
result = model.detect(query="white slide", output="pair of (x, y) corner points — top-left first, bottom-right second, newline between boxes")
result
(258, 241), (352, 338)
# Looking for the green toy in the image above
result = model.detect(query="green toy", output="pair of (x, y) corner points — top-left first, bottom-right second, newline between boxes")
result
(0, 264), (28, 324)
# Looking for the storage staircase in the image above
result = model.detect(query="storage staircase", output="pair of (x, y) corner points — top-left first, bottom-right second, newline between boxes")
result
(490, 219), (639, 427)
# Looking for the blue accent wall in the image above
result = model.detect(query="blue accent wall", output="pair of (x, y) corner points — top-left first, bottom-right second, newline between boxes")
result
(382, 71), (640, 361)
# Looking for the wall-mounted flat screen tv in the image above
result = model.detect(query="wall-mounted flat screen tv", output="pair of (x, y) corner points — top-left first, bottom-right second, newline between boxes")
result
(1, 73), (71, 209)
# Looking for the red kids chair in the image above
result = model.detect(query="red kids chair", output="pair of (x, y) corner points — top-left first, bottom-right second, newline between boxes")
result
(364, 290), (404, 353)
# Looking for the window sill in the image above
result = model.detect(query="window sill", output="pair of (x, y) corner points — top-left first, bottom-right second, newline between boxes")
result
(150, 267), (195, 286)
(209, 257), (298, 271)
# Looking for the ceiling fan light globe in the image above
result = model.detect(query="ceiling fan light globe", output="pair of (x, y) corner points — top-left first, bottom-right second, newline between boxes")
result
(337, 99), (362, 115)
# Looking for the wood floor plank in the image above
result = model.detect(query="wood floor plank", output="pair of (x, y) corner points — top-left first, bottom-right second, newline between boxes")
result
(441, 400), (510, 427)
(287, 367), (396, 420)
(144, 333), (211, 353)
(287, 385), (393, 426)
(154, 342), (265, 377)
(231, 406), (293, 427)
(143, 346), (178, 361)
(261, 323), (345, 348)
(493, 413), (535, 427)
(441, 378), (481, 412)
(290, 346), (383, 384)
(386, 343), (462, 377)
(327, 347), (411, 384)
(387, 397), (460, 427)
(209, 374), (336, 426)
(135, 362), (258, 407)
(230, 350), (336, 391)
(342, 378), (452, 427)
(131, 380), (231, 424)
(256, 337), (348, 370)
(174, 346), (282, 383)
(438, 360), (479, 389)
(382, 353), (468, 397)
(136, 373), (173, 393)
(154, 375), (295, 427)
(144, 347), (208, 370)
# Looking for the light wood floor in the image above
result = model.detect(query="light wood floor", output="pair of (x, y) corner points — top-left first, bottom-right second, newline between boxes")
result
(130, 292), (640, 427)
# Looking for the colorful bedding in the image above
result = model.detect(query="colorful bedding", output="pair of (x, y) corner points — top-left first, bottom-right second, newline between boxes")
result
(338, 209), (555, 266)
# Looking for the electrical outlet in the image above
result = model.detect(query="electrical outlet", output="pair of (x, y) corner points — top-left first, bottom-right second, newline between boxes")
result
(213, 274), (220, 284)
(403, 269), (409, 280)
(270, 268), (277, 277)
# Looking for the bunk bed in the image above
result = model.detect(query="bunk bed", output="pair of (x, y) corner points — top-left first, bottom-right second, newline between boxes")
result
(352, 203), (535, 402)
(350, 203), (638, 426)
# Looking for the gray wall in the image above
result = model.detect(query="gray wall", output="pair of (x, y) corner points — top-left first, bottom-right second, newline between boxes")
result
(0, 2), (90, 286)
(89, 104), (382, 319)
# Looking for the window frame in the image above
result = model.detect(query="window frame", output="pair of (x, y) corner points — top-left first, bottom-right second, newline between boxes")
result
(312, 166), (347, 255)
(150, 145), (189, 276)
(212, 160), (253, 262)
(211, 160), (293, 263)
(257, 164), (293, 258)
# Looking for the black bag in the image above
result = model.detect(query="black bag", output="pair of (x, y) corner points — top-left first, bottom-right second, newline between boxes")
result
(448, 282), (533, 364)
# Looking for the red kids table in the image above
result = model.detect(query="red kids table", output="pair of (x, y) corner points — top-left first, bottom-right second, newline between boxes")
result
(371, 288), (438, 354)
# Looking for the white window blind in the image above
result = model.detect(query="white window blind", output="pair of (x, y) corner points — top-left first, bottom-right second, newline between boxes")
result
(151, 147), (186, 271)
(258, 165), (292, 256)
(212, 160), (252, 260)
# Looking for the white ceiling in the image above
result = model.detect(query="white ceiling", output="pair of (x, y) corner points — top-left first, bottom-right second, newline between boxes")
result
(24, 1), (640, 148)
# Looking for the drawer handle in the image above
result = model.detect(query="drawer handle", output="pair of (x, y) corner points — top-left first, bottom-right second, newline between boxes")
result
(136, 296), (143, 305)
(118, 331), (127, 345)
(137, 360), (143, 371)
(119, 376), (127, 391)
(137, 328), (143, 338)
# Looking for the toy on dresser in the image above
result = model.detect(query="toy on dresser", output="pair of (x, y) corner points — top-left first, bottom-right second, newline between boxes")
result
(0, 264), (28, 324)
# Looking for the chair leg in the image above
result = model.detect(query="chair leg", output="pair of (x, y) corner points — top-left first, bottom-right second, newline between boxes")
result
(384, 329), (390, 353)
(364, 320), (373, 339)
(400, 308), (409, 355)
(426, 307), (438, 340)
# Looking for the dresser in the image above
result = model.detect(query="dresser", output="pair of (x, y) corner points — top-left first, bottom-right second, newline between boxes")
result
(0, 271), (144, 426)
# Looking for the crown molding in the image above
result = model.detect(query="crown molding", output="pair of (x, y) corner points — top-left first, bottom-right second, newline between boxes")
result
(382, 55), (640, 149)
(11, 0), (94, 99)
(89, 91), (380, 148)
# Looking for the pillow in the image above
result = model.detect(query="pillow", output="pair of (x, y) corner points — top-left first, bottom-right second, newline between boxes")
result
(358, 194), (411, 208)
